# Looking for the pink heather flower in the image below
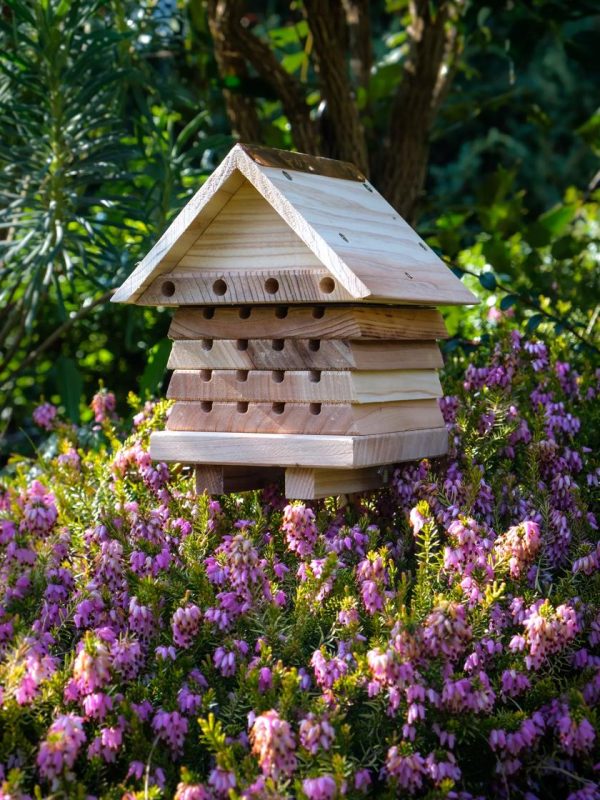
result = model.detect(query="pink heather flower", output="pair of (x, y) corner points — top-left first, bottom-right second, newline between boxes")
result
(88, 726), (123, 763)
(174, 784), (211, 800)
(299, 713), (335, 755)
(511, 600), (580, 670)
(356, 553), (388, 615)
(171, 604), (202, 649)
(557, 713), (596, 756)
(282, 503), (318, 558)
(422, 601), (472, 661)
(409, 505), (429, 535)
(33, 402), (57, 430)
(386, 747), (425, 794)
(302, 775), (337, 800)
(152, 709), (189, 756)
(37, 714), (86, 781)
(90, 389), (117, 423)
(250, 709), (297, 779)
(19, 481), (58, 537)
(57, 448), (80, 469)
(494, 520), (541, 578)
(82, 692), (113, 721)
(311, 649), (348, 691)
(73, 639), (111, 696)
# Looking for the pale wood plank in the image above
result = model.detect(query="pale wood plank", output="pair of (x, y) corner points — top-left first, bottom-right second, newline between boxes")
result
(167, 338), (444, 371)
(254, 164), (477, 305)
(149, 428), (448, 468)
(166, 399), (444, 435)
(285, 466), (384, 499)
(177, 182), (324, 272)
(167, 369), (443, 404)
(138, 268), (353, 306)
(169, 305), (448, 341)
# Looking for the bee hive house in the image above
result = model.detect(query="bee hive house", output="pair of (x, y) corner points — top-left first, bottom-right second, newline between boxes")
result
(113, 143), (477, 499)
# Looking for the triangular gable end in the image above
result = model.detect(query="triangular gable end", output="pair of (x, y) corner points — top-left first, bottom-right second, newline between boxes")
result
(112, 144), (478, 306)
(112, 146), (368, 305)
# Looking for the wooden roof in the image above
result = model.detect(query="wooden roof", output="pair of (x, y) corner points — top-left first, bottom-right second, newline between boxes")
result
(112, 143), (477, 306)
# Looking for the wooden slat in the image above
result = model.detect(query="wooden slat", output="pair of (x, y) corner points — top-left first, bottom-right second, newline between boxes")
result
(167, 369), (443, 404)
(168, 339), (444, 371)
(285, 467), (385, 499)
(166, 399), (444, 435)
(138, 268), (353, 306)
(150, 428), (448, 468)
(169, 305), (448, 341)
(256, 164), (477, 305)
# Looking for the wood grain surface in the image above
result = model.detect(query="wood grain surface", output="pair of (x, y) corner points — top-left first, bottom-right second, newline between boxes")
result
(166, 399), (444, 435)
(167, 369), (443, 404)
(169, 305), (448, 341)
(167, 338), (444, 371)
(150, 427), (448, 468)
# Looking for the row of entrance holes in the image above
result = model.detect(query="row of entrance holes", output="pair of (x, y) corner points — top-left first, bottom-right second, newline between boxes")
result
(199, 400), (322, 416)
(199, 369), (321, 383)
(200, 305), (326, 319)
(162, 277), (336, 298)
(199, 338), (322, 353)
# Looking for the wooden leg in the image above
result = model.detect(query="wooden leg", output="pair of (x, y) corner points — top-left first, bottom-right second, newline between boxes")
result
(195, 465), (224, 494)
(194, 465), (283, 494)
(285, 466), (385, 500)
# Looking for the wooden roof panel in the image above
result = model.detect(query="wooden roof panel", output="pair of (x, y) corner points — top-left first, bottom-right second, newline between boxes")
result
(113, 143), (478, 306)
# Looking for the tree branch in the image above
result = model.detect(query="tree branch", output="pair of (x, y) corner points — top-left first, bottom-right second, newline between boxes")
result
(378, 0), (465, 220)
(303, 0), (368, 173)
(227, 11), (320, 154)
(342, 0), (372, 90)
(204, 0), (261, 143)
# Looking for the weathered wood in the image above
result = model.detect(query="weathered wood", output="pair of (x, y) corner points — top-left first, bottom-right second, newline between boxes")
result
(169, 305), (448, 341)
(139, 268), (353, 306)
(167, 369), (443, 404)
(285, 466), (386, 499)
(150, 427), (448, 468)
(166, 399), (444, 435)
(239, 143), (366, 181)
(167, 338), (444, 371)
(112, 144), (478, 306)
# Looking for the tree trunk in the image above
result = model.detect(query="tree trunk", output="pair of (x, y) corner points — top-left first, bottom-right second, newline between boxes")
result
(202, 0), (463, 221)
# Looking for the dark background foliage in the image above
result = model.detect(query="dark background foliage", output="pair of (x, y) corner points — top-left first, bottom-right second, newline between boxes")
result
(0, 0), (598, 456)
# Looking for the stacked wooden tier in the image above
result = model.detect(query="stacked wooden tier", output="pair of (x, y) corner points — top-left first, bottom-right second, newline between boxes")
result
(150, 304), (449, 498)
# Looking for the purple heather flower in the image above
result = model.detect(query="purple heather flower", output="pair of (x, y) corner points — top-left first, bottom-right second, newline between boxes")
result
(37, 714), (86, 781)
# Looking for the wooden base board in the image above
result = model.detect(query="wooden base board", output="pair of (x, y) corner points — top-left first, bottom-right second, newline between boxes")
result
(167, 338), (444, 372)
(169, 305), (448, 341)
(166, 399), (444, 435)
(151, 427), (448, 468)
(167, 368), (443, 404)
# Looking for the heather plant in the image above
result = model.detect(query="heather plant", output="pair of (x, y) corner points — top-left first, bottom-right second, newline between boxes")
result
(0, 331), (598, 799)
